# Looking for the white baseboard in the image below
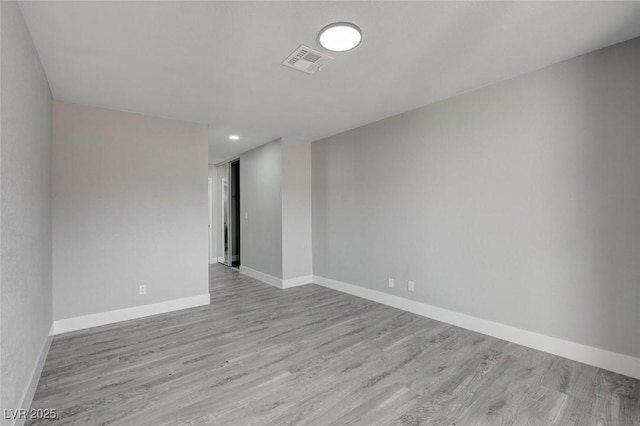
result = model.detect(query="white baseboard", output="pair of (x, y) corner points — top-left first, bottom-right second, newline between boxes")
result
(313, 275), (640, 380)
(239, 267), (312, 290)
(283, 275), (313, 289)
(12, 324), (54, 426)
(240, 266), (282, 288)
(53, 293), (210, 335)
(209, 257), (217, 264)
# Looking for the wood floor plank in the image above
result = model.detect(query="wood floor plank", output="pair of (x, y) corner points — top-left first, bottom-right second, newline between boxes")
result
(27, 264), (640, 425)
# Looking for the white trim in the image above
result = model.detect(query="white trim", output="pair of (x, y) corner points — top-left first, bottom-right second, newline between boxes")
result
(282, 275), (313, 289)
(240, 266), (283, 288)
(312, 275), (640, 380)
(208, 177), (213, 262)
(53, 294), (210, 335)
(209, 257), (217, 264)
(239, 267), (311, 290)
(12, 325), (54, 426)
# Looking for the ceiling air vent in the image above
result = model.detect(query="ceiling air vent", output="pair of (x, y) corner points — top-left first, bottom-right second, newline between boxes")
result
(281, 45), (333, 74)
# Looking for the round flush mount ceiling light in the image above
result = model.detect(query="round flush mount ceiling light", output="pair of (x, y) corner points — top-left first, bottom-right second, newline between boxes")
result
(229, 135), (239, 140)
(318, 22), (362, 52)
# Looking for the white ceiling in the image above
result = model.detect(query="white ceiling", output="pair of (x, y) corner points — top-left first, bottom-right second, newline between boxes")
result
(19, 1), (640, 164)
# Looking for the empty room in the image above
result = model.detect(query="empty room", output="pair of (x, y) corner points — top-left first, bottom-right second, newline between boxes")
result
(1, 1), (640, 425)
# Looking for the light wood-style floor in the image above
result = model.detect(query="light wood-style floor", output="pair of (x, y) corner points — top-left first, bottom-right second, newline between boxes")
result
(29, 264), (639, 425)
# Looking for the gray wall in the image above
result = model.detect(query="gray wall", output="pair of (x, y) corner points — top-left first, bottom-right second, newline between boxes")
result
(0, 1), (53, 417)
(53, 101), (209, 320)
(240, 139), (282, 278)
(312, 37), (640, 358)
(281, 138), (312, 280)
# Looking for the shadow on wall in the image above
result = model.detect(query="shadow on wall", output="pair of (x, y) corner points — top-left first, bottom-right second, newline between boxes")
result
(580, 48), (640, 359)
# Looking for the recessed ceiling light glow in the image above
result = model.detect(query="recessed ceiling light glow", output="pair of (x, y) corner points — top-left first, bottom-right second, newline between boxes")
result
(318, 22), (362, 52)
(229, 135), (239, 140)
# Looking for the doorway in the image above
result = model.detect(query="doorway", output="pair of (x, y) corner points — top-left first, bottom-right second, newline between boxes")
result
(229, 159), (240, 267)
(217, 159), (240, 267)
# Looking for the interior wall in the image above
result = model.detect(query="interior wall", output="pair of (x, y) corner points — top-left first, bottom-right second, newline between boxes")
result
(312, 37), (640, 359)
(240, 139), (282, 279)
(0, 1), (53, 418)
(281, 138), (312, 280)
(52, 101), (209, 321)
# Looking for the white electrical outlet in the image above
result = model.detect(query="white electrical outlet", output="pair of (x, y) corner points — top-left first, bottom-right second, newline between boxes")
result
(388, 278), (395, 289)
(139, 285), (147, 295)
(408, 281), (415, 292)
